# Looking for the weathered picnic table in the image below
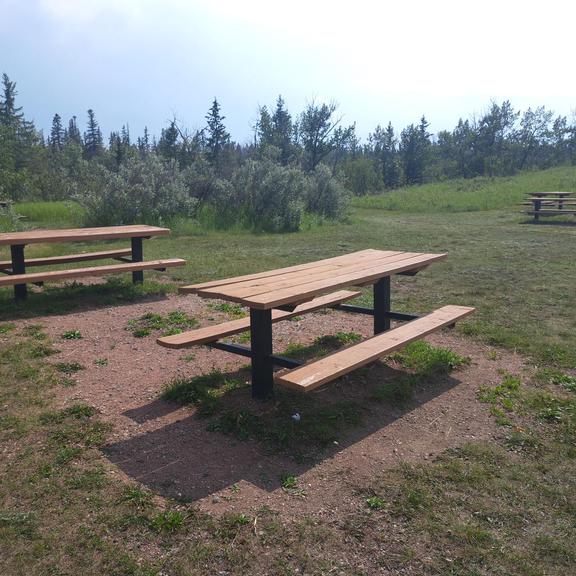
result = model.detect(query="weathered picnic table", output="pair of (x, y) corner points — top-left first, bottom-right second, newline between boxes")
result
(522, 191), (576, 221)
(158, 249), (474, 399)
(0, 225), (185, 301)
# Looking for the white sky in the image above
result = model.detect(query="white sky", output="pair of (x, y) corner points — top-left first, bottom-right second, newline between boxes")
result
(1, 0), (575, 142)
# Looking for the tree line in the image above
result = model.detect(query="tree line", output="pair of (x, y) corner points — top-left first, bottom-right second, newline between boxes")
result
(1, 72), (575, 230)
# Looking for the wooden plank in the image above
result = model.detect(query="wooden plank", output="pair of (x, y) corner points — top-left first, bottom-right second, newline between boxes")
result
(0, 259), (185, 287)
(180, 249), (386, 292)
(275, 305), (475, 392)
(529, 191), (573, 197)
(157, 290), (361, 348)
(208, 251), (416, 299)
(200, 252), (447, 309)
(0, 225), (170, 246)
(0, 248), (132, 270)
(524, 210), (576, 215)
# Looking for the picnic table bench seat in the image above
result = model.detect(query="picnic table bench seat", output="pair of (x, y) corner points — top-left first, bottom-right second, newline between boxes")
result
(275, 305), (475, 392)
(0, 248), (133, 270)
(157, 290), (361, 348)
(0, 259), (185, 287)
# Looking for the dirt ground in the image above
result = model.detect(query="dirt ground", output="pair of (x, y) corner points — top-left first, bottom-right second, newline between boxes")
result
(24, 292), (530, 520)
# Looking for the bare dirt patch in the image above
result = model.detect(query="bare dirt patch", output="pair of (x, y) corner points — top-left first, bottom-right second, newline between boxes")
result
(17, 293), (530, 520)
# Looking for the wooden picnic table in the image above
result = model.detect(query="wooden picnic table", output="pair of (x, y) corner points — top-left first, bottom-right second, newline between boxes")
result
(160, 249), (474, 398)
(0, 225), (185, 301)
(522, 192), (576, 221)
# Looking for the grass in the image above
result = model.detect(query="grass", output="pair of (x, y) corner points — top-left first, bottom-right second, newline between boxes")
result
(1, 325), (575, 573)
(126, 310), (198, 338)
(352, 166), (576, 213)
(1, 166), (576, 574)
(13, 200), (86, 228)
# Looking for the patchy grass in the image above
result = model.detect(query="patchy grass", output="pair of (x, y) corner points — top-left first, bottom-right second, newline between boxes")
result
(208, 390), (363, 459)
(126, 310), (198, 338)
(208, 302), (247, 318)
(283, 331), (362, 361)
(53, 361), (85, 374)
(161, 371), (246, 416)
(390, 340), (470, 376)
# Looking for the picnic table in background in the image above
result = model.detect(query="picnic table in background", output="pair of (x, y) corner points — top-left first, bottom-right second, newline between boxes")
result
(0, 224), (185, 301)
(158, 249), (474, 399)
(521, 191), (576, 221)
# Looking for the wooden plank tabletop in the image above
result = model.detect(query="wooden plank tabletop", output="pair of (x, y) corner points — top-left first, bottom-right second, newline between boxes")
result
(181, 249), (447, 309)
(529, 191), (573, 197)
(0, 225), (170, 246)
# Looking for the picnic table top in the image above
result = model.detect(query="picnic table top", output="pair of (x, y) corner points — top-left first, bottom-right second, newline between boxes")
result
(181, 249), (447, 310)
(0, 225), (170, 246)
(529, 191), (573, 197)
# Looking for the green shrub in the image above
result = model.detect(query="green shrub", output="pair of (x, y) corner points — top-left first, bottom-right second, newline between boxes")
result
(306, 164), (350, 219)
(232, 158), (307, 232)
(77, 156), (197, 226)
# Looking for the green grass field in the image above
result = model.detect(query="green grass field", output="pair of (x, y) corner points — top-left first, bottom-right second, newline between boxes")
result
(1, 167), (575, 575)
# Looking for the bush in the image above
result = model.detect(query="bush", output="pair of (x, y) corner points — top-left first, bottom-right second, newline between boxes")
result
(306, 164), (350, 219)
(76, 156), (198, 226)
(232, 159), (307, 232)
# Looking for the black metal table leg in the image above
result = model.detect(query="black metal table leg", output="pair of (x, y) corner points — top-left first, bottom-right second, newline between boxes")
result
(131, 237), (144, 283)
(10, 244), (27, 301)
(250, 308), (274, 399)
(373, 276), (391, 334)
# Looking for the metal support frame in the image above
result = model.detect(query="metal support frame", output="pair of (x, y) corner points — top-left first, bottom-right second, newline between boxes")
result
(336, 304), (420, 322)
(10, 244), (27, 301)
(373, 276), (391, 334)
(131, 237), (144, 283)
(209, 341), (302, 369)
(250, 308), (274, 399)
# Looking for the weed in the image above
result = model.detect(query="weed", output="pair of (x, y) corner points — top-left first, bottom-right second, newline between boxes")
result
(390, 341), (469, 376)
(126, 310), (197, 337)
(477, 372), (521, 419)
(366, 496), (385, 510)
(0, 322), (15, 334)
(280, 474), (298, 490)
(536, 368), (576, 392)
(54, 361), (85, 374)
(61, 329), (82, 340)
(119, 486), (152, 507)
(94, 358), (108, 367)
(149, 510), (184, 533)
(209, 302), (247, 318)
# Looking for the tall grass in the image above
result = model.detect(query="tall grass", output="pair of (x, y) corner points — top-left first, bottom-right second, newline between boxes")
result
(14, 201), (85, 228)
(352, 166), (576, 213)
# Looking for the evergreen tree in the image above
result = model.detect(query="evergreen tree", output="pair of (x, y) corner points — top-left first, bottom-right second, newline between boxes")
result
(271, 96), (294, 165)
(204, 98), (230, 171)
(83, 109), (103, 160)
(137, 126), (150, 155)
(50, 113), (64, 152)
(157, 121), (179, 161)
(66, 116), (82, 146)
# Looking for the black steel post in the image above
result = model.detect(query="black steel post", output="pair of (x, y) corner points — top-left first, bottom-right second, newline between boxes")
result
(10, 244), (27, 301)
(373, 276), (391, 334)
(250, 308), (274, 399)
(131, 237), (144, 283)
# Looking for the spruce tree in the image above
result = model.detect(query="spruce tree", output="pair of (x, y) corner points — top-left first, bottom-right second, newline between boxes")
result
(50, 113), (64, 152)
(204, 98), (230, 171)
(66, 116), (83, 146)
(83, 109), (103, 160)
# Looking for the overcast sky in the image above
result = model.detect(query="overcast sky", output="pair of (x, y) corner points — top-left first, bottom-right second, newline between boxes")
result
(2, 0), (575, 143)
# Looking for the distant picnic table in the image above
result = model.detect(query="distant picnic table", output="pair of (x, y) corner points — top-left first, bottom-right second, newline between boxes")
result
(0, 225), (185, 301)
(158, 249), (474, 399)
(522, 191), (576, 221)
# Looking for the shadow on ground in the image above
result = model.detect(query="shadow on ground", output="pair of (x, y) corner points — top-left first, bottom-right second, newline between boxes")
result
(0, 280), (172, 321)
(104, 362), (461, 502)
